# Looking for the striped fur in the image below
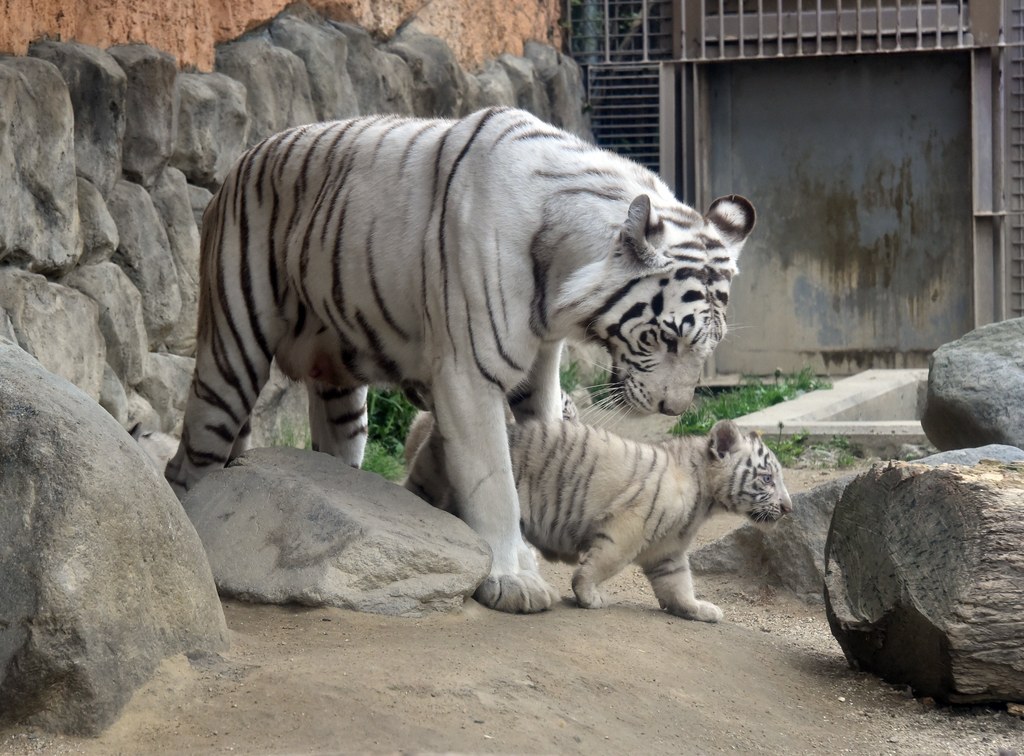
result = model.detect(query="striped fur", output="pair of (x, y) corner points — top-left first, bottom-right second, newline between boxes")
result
(165, 107), (755, 614)
(406, 417), (792, 622)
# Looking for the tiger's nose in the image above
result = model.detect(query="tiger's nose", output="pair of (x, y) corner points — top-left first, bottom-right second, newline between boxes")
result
(780, 491), (793, 515)
(658, 397), (689, 416)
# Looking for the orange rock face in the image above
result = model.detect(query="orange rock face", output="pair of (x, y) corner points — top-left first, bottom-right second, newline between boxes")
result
(0, 0), (562, 71)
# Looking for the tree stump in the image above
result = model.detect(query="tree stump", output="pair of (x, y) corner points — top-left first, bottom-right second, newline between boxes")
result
(824, 461), (1024, 704)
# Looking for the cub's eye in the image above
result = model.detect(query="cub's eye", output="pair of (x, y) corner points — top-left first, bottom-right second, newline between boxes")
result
(758, 472), (773, 485)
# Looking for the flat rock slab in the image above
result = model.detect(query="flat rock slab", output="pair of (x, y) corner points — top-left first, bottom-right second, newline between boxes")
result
(825, 461), (1024, 704)
(183, 447), (492, 617)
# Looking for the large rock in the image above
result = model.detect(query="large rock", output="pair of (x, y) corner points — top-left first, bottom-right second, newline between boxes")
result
(107, 179), (182, 347)
(99, 362), (129, 427)
(249, 360), (310, 448)
(498, 54), (550, 123)
(0, 268), (105, 400)
(62, 261), (148, 387)
(0, 340), (227, 735)
(333, 22), (415, 116)
(76, 177), (119, 265)
(187, 183), (214, 229)
(184, 447), (491, 616)
(0, 57), (81, 274)
(523, 41), (589, 138)
(172, 72), (249, 190)
(135, 352), (194, 434)
(149, 167), (200, 356)
(387, 24), (469, 118)
(691, 474), (855, 603)
(825, 461), (1024, 704)
(28, 40), (125, 196)
(922, 318), (1024, 451)
(470, 59), (517, 110)
(108, 44), (179, 188)
(215, 33), (317, 147)
(269, 7), (359, 121)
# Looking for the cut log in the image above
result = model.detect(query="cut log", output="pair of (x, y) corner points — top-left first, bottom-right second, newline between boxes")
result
(824, 461), (1024, 704)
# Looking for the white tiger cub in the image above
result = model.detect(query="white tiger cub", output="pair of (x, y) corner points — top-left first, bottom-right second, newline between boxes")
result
(165, 106), (755, 614)
(406, 415), (792, 622)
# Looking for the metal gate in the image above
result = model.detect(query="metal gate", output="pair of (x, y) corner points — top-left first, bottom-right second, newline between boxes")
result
(565, 1), (1024, 374)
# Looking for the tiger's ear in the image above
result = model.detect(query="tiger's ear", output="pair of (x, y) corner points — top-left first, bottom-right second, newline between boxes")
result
(620, 194), (664, 266)
(705, 195), (755, 247)
(708, 419), (741, 460)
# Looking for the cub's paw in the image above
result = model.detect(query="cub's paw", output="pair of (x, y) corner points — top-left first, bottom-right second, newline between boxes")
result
(571, 578), (606, 609)
(667, 599), (724, 623)
(475, 570), (557, 614)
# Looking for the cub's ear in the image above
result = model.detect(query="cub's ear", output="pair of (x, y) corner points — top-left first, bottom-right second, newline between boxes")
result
(620, 194), (664, 266)
(708, 419), (742, 460)
(705, 195), (755, 246)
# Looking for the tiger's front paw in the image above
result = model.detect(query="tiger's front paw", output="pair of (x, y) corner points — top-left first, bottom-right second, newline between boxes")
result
(666, 599), (724, 623)
(475, 569), (558, 614)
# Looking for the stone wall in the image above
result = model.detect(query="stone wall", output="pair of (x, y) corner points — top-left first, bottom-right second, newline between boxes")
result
(0, 0), (562, 71)
(0, 4), (588, 441)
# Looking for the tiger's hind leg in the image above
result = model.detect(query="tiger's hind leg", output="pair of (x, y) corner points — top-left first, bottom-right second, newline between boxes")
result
(165, 334), (276, 500)
(307, 382), (368, 466)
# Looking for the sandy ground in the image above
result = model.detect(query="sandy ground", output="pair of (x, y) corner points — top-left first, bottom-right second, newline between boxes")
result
(3, 451), (1024, 754)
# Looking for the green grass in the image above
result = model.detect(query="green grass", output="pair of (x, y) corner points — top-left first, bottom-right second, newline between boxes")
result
(361, 439), (408, 481)
(671, 367), (830, 436)
(669, 368), (861, 467)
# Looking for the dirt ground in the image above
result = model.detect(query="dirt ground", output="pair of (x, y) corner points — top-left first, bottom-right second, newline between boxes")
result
(3, 449), (1024, 755)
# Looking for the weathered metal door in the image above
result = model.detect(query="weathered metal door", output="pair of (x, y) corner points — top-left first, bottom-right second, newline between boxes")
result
(706, 53), (974, 374)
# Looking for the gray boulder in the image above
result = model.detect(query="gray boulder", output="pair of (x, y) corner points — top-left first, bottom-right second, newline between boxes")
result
(1, 309), (15, 342)
(0, 340), (227, 735)
(187, 183), (214, 229)
(470, 60), (517, 110)
(332, 22), (415, 116)
(917, 444), (1024, 466)
(99, 362), (129, 426)
(107, 179), (182, 347)
(77, 177), (119, 265)
(269, 7), (359, 121)
(0, 268), (106, 400)
(126, 389), (163, 435)
(62, 261), (148, 387)
(28, 40), (125, 196)
(498, 54), (550, 123)
(691, 474), (855, 603)
(215, 33), (317, 147)
(250, 360), (310, 448)
(825, 461), (1024, 704)
(136, 352), (194, 433)
(922, 318), (1024, 451)
(184, 447), (491, 616)
(387, 25), (469, 118)
(108, 44), (179, 188)
(523, 41), (589, 138)
(172, 72), (249, 190)
(149, 167), (200, 356)
(0, 57), (81, 274)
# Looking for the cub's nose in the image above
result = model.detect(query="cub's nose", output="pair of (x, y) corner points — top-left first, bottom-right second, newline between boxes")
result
(779, 491), (794, 515)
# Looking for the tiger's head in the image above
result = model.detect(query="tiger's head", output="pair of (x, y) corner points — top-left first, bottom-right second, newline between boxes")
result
(706, 419), (793, 525)
(578, 193), (755, 416)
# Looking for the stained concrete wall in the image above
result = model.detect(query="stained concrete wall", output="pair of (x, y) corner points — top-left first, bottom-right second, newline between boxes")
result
(707, 52), (973, 375)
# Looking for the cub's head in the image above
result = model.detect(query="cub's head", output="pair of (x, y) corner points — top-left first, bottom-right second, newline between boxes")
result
(706, 419), (792, 525)
(582, 193), (755, 416)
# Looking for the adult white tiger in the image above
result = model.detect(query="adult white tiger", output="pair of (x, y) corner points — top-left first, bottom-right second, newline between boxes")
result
(166, 106), (755, 614)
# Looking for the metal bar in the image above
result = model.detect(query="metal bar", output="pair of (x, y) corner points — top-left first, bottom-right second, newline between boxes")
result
(916, 0), (922, 50)
(816, 0), (823, 55)
(778, 0), (784, 56)
(758, 0), (765, 58)
(718, 0), (725, 59)
(642, 0), (650, 63)
(603, 0), (611, 63)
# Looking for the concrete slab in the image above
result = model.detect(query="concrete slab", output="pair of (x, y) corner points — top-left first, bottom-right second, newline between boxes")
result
(732, 369), (929, 457)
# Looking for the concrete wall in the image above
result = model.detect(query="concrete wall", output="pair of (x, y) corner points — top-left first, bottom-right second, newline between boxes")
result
(0, 0), (562, 71)
(707, 53), (973, 376)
